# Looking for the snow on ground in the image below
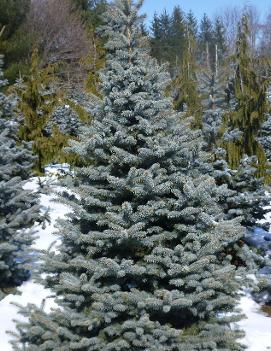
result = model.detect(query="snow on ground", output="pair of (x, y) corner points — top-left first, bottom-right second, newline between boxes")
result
(0, 169), (271, 350)
(24, 177), (70, 251)
(0, 172), (71, 351)
(0, 282), (57, 351)
(238, 296), (271, 351)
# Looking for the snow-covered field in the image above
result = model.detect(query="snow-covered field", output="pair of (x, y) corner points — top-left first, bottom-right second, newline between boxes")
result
(0, 171), (271, 350)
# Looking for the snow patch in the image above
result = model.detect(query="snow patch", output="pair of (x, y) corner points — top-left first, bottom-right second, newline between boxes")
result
(0, 282), (57, 351)
(0, 174), (71, 350)
(238, 296), (271, 351)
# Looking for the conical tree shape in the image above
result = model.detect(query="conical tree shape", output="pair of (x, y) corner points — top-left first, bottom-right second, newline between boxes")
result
(16, 49), (58, 173)
(225, 15), (269, 176)
(12, 2), (248, 350)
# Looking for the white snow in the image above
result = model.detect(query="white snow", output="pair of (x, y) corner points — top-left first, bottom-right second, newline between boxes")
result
(44, 163), (70, 176)
(238, 296), (271, 351)
(0, 172), (71, 350)
(0, 170), (271, 350)
(0, 282), (57, 351)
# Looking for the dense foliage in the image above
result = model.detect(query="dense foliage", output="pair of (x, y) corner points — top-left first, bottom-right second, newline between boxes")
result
(0, 55), (39, 299)
(224, 16), (269, 174)
(0, 1), (271, 350)
(10, 2), (257, 350)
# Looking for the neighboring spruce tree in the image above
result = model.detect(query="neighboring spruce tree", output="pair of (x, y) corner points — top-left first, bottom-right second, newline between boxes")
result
(198, 68), (230, 112)
(0, 55), (39, 300)
(43, 101), (91, 166)
(225, 15), (269, 176)
(210, 153), (270, 229)
(199, 13), (214, 69)
(151, 7), (187, 74)
(186, 10), (198, 38)
(45, 105), (83, 138)
(213, 17), (227, 70)
(150, 12), (162, 62)
(200, 69), (270, 229)
(170, 6), (185, 74)
(13, 2), (251, 350)
(171, 24), (202, 128)
(259, 116), (271, 160)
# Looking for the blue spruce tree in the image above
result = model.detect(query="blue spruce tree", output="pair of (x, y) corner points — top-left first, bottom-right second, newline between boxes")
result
(44, 105), (84, 138)
(200, 69), (270, 230)
(0, 55), (40, 300)
(258, 112), (271, 162)
(12, 2), (251, 350)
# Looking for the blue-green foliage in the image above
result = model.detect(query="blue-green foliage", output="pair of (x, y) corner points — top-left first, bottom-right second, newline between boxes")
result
(220, 156), (269, 229)
(0, 55), (40, 299)
(12, 2), (250, 350)
(44, 105), (83, 137)
(258, 113), (271, 161)
(201, 74), (270, 229)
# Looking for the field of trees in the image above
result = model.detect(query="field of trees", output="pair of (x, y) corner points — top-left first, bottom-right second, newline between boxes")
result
(1, 0), (271, 350)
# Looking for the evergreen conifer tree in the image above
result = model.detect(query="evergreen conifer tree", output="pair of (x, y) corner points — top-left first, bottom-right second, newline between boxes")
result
(12, 2), (251, 350)
(16, 49), (58, 173)
(186, 10), (198, 38)
(225, 15), (269, 177)
(213, 17), (227, 70)
(150, 12), (162, 62)
(258, 114), (271, 161)
(45, 105), (83, 138)
(199, 14), (214, 69)
(198, 68), (229, 112)
(171, 24), (202, 128)
(16, 49), (85, 172)
(170, 6), (185, 74)
(223, 156), (270, 228)
(151, 8), (186, 73)
(42, 102), (88, 166)
(157, 10), (171, 65)
(200, 70), (270, 229)
(0, 55), (39, 300)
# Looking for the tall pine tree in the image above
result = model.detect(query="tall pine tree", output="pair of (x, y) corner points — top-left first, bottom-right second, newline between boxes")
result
(225, 15), (269, 177)
(12, 2), (250, 350)
(171, 23), (202, 128)
(170, 6), (185, 74)
(16, 49), (57, 173)
(213, 17), (227, 72)
(186, 10), (198, 38)
(199, 13), (214, 70)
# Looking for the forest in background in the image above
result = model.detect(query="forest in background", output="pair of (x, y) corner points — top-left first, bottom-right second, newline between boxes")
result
(1, 0), (271, 177)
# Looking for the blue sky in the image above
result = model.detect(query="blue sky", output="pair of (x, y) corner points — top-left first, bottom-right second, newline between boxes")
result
(141, 0), (271, 23)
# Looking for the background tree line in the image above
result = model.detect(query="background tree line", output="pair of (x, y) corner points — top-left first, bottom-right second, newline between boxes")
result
(1, 0), (271, 179)
(149, 4), (271, 179)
